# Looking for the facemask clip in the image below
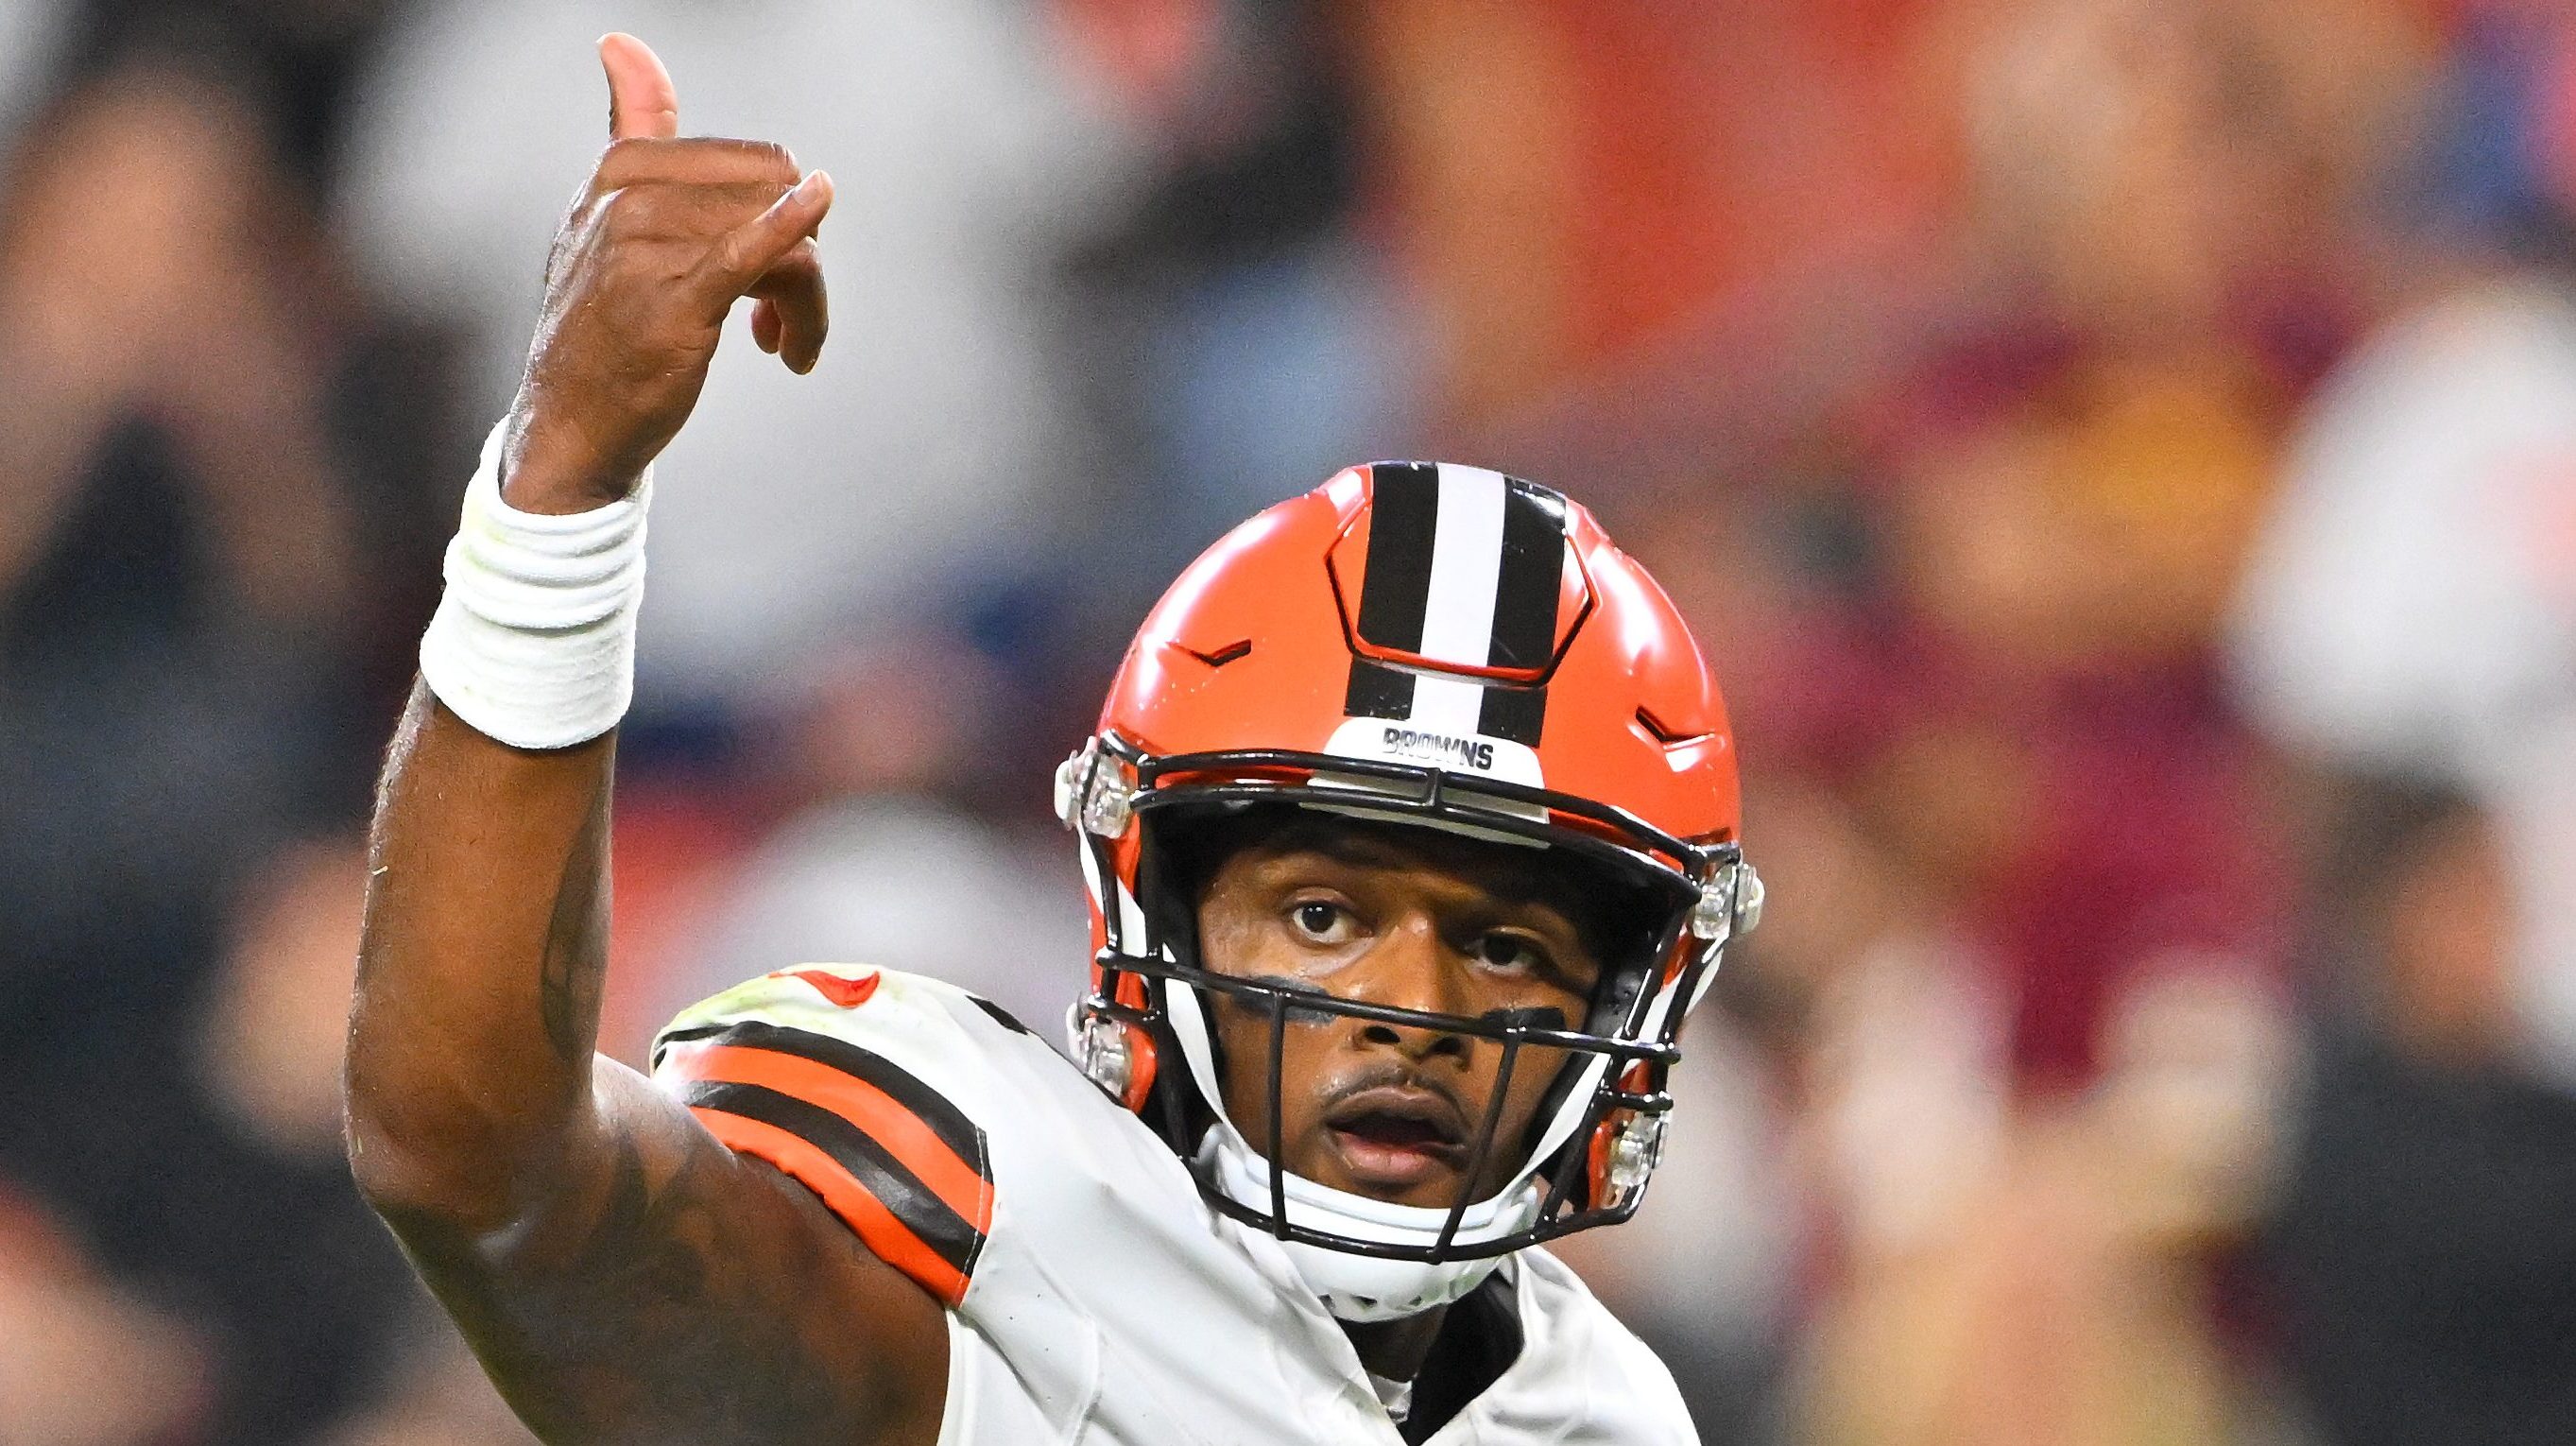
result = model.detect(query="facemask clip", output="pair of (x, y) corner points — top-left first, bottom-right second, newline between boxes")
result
(1073, 1009), (1135, 1099)
(1053, 741), (1138, 838)
(1600, 1110), (1666, 1209)
(1689, 859), (1763, 941)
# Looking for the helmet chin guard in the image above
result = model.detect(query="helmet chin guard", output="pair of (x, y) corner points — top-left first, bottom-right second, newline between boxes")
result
(1057, 460), (1759, 1319)
(1196, 1128), (1541, 1322)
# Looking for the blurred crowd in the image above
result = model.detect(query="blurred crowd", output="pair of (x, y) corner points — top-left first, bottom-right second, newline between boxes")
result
(3, 0), (2574, 1442)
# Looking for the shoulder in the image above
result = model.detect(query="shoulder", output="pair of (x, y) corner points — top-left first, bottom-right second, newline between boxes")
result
(654, 963), (1057, 1103)
(649, 965), (1123, 1309)
(1508, 1249), (1700, 1445)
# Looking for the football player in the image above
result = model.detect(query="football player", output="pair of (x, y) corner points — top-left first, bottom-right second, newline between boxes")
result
(347, 34), (1760, 1446)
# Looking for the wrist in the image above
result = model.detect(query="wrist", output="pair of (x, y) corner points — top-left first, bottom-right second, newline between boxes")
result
(501, 402), (646, 515)
(420, 418), (651, 750)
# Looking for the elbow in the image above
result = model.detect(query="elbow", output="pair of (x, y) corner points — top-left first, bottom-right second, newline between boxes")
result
(343, 1028), (434, 1213)
(345, 1094), (469, 1231)
(342, 997), (521, 1231)
(342, 1073), (525, 1237)
(343, 1100), (423, 1211)
(342, 1046), (606, 1247)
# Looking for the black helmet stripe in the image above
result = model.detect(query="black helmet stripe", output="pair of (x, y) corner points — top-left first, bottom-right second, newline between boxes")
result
(1342, 462), (1568, 748)
(1477, 677), (1548, 745)
(1486, 478), (1567, 670)
(1343, 658), (1417, 720)
(1352, 461), (1440, 653)
(1478, 477), (1567, 743)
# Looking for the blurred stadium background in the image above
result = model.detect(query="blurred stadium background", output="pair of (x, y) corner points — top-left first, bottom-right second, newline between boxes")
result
(5, 0), (2576, 1441)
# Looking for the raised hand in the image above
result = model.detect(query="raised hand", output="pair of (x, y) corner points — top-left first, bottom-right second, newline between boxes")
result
(502, 33), (833, 514)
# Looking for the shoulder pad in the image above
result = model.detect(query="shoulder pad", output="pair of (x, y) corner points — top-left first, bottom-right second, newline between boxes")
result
(650, 966), (1007, 1306)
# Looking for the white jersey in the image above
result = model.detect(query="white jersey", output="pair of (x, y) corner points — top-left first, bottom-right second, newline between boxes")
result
(651, 965), (1699, 1445)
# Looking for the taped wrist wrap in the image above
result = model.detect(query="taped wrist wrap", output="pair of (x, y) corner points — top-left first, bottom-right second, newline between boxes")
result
(418, 420), (650, 750)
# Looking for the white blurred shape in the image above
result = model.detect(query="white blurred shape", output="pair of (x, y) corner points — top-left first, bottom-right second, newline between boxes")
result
(1815, 928), (2008, 1256)
(682, 797), (1089, 1039)
(2231, 277), (2576, 1084)
(339, 0), (1140, 694)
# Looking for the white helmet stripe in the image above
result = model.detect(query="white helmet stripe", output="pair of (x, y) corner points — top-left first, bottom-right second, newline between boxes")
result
(1342, 462), (1569, 749)
(1417, 464), (1510, 668)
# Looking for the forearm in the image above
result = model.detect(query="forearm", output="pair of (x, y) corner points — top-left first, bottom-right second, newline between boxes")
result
(348, 684), (950, 1443)
(330, 43), (949, 1439)
(347, 680), (617, 1228)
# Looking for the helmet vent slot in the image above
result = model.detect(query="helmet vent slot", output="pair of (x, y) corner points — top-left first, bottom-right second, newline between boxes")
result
(1633, 706), (1710, 749)
(1177, 639), (1255, 668)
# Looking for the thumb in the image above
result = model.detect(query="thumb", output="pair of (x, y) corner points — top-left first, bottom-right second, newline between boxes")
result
(600, 33), (678, 141)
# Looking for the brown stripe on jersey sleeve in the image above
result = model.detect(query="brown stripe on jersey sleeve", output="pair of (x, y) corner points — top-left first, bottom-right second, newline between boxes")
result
(661, 1023), (993, 1304)
(687, 1106), (976, 1307)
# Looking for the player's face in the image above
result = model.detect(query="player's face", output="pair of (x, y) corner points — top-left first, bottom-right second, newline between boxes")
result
(1194, 822), (1603, 1210)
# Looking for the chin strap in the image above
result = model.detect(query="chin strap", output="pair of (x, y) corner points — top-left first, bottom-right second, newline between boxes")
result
(1194, 1128), (1534, 1322)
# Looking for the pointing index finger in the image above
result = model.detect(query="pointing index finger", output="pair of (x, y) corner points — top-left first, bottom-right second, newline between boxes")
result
(697, 169), (833, 305)
(599, 33), (678, 141)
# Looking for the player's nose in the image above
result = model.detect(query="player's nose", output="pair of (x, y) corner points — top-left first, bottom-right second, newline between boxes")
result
(1341, 914), (1471, 1064)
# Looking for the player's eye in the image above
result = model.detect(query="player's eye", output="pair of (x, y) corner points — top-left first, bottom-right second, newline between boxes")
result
(1287, 900), (1358, 944)
(1469, 932), (1553, 977)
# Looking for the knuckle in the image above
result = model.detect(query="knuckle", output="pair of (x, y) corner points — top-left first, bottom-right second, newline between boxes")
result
(590, 185), (636, 233)
(694, 236), (744, 286)
(592, 135), (653, 182)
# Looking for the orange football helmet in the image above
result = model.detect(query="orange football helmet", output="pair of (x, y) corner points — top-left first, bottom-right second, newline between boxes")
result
(1056, 460), (1759, 1318)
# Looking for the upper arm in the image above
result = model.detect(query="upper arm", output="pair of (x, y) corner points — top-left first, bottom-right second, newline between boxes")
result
(382, 1059), (951, 1446)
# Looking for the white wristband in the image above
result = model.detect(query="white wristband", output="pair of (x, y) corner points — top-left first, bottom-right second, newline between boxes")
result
(419, 420), (650, 750)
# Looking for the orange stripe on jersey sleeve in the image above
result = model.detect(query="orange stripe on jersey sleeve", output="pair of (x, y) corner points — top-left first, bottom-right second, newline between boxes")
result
(662, 1039), (993, 1237)
(687, 1106), (973, 1307)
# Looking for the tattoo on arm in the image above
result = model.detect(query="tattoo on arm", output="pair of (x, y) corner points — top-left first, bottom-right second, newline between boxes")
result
(552, 1135), (845, 1430)
(412, 1128), (868, 1440)
(539, 773), (610, 1065)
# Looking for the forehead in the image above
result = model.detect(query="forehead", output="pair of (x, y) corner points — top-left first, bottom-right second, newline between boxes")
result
(1205, 813), (1578, 913)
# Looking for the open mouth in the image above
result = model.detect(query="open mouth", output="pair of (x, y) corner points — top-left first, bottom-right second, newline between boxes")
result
(1323, 1085), (1469, 1190)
